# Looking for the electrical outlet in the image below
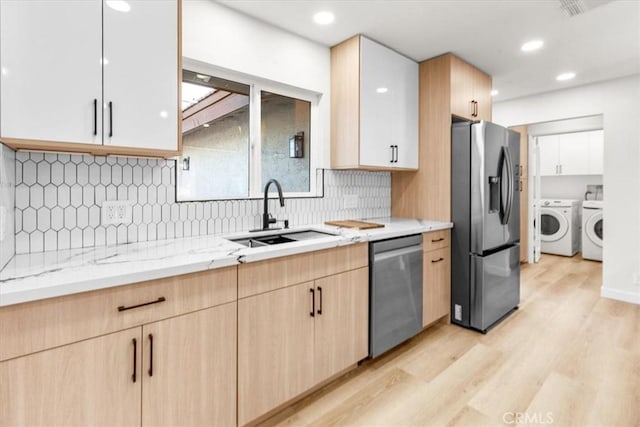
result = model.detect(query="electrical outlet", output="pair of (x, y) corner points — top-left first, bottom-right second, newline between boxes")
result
(343, 194), (358, 209)
(102, 200), (132, 226)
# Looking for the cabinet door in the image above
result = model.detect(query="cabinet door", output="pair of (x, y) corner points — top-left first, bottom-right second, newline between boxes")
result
(558, 132), (589, 175)
(588, 130), (604, 174)
(314, 268), (369, 384)
(360, 37), (417, 169)
(238, 282), (315, 425)
(537, 135), (559, 176)
(0, 0), (102, 144)
(472, 67), (493, 121)
(0, 328), (141, 426)
(423, 247), (450, 327)
(142, 302), (236, 427)
(103, 0), (178, 151)
(450, 56), (475, 120)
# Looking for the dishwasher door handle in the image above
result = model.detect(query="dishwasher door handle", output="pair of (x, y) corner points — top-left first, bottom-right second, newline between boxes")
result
(373, 246), (423, 262)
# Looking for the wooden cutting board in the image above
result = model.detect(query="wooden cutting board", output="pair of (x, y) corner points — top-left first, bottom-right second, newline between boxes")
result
(324, 220), (385, 230)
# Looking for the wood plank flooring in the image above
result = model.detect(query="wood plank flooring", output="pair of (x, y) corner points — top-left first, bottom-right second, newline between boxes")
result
(259, 255), (640, 427)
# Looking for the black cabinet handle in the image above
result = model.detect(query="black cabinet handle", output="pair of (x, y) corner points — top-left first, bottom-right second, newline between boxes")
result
(148, 334), (154, 377)
(394, 145), (399, 163)
(317, 286), (323, 315)
(310, 288), (315, 317)
(108, 101), (113, 137)
(431, 237), (444, 243)
(131, 338), (137, 383)
(389, 145), (394, 163)
(93, 99), (97, 136)
(118, 296), (166, 312)
(431, 257), (445, 263)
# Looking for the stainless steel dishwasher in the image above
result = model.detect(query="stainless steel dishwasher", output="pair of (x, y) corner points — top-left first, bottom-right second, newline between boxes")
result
(369, 234), (423, 358)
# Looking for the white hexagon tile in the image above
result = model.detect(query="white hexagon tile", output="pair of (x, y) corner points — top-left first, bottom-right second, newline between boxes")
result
(0, 144), (16, 268)
(11, 151), (391, 254)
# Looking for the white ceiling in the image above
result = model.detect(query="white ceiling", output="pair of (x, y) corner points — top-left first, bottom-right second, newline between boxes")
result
(219, 0), (640, 101)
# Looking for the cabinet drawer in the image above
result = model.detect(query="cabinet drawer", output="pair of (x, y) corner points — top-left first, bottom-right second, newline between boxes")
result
(0, 266), (237, 362)
(423, 229), (450, 252)
(238, 243), (368, 298)
(423, 247), (451, 327)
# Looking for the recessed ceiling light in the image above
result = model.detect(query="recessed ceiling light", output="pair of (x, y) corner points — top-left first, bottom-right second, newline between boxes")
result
(376, 87), (388, 94)
(105, 0), (131, 13)
(490, 89), (499, 97)
(556, 72), (576, 81)
(203, 123), (210, 128)
(313, 11), (335, 25)
(521, 39), (544, 52)
(159, 110), (168, 119)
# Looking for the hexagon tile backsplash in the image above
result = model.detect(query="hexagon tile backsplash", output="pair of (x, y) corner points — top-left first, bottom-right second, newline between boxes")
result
(13, 151), (391, 254)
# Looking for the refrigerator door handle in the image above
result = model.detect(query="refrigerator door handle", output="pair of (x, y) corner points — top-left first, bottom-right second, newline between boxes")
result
(501, 146), (514, 225)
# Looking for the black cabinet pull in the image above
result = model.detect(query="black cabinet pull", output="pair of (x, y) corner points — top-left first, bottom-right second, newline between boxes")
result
(93, 99), (97, 136)
(108, 101), (113, 137)
(317, 286), (323, 315)
(431, 237), (444, 243)
(131, 338), (137, 383)
(118, 296), (166, 312)
(310, 288), (315, 317)
(389, 145), (394, 163)
(431, 257), (445, 263)
(148, 334), (154, 377)
(393, 145), (399, 163)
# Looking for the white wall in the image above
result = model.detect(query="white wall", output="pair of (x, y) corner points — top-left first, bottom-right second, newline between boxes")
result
(541, 175), (603, 202)
(494, 74), (640, 304)
(182, 1), (331, 167)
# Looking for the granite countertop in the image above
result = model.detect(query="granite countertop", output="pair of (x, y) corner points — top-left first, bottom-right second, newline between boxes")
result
(0, 217), (452, 307)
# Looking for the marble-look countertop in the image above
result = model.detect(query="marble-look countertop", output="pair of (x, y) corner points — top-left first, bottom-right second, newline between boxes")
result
(0, 217), (452, 307)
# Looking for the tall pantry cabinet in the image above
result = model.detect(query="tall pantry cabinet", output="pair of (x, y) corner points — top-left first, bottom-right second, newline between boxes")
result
(0, 0), (181, 157)
(392, 53), (492, 221)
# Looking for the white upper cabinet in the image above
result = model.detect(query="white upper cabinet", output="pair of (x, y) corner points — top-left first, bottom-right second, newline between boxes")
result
(0, 0), (179, 156)
(103, 1), (178, 151)
(331, 35), (418, 170)
(0, 0), (103, 144)
(538, 130), (602, 176)
(359, 37), (419, 169)
(588, 130), (604, 175)
(538, 135), (560, 176)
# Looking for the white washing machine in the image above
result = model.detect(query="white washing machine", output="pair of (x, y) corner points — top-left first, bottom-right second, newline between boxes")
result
(540, 199), (581, 256)
(582, 200), (603, 261)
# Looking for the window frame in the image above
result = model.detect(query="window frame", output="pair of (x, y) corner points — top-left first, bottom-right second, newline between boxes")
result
(180, 57), (323, 201)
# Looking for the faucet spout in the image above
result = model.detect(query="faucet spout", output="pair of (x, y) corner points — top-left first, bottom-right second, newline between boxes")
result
(262, 179), (285, 230)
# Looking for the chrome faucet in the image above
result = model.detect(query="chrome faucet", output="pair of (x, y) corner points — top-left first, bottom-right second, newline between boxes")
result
(262, 179), (285, 230)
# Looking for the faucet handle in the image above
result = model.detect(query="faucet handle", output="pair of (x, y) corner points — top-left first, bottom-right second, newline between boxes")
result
(267, 214), (277, 225)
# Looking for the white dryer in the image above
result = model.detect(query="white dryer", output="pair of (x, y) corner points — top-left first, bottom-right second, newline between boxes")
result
(582, 200), (603, 261)
(540, 199), (581, 256)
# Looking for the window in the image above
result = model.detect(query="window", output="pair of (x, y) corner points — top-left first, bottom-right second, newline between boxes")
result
(177, 62), (320, 201)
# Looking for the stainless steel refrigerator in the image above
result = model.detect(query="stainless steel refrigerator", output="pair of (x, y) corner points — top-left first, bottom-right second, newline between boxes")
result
(451, 120), (521, 333)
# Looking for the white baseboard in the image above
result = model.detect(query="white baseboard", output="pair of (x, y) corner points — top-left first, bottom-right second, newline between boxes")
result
(601, 287), (640, 305)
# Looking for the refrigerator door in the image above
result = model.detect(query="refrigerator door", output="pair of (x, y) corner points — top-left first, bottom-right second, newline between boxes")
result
(470, 244), (520, 331)
(471, 122), (520, 254)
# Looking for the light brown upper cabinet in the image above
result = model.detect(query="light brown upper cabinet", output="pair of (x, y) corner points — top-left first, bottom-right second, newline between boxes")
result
(392, 53), (493, 221)
(450, 55), (492, 121)
(331, 35), (419, 170)
(0, 0), (181, 158)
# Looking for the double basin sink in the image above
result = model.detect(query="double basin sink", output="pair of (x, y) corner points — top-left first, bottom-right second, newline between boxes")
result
(231, 229), (338, 248)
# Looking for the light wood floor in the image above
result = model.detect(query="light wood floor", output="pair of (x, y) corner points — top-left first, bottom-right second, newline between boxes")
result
(259, 255), (640, 427)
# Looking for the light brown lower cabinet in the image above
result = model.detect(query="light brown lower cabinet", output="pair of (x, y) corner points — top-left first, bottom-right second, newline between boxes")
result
(142, 302), (237, 427)
(423, 231), (451, 327)
(238, 267), (369, 425)
(0, 302), (237, 427)
(0, 328), (142, 427)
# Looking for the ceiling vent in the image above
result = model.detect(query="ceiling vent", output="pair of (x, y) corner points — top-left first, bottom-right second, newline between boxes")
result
(558, 0), (613, 17)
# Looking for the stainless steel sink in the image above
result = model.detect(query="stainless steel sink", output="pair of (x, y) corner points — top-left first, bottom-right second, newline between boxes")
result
(230, 230), (337, 248)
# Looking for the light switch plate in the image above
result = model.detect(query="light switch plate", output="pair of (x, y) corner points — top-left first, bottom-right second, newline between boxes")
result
(102, 200), (132, 226)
